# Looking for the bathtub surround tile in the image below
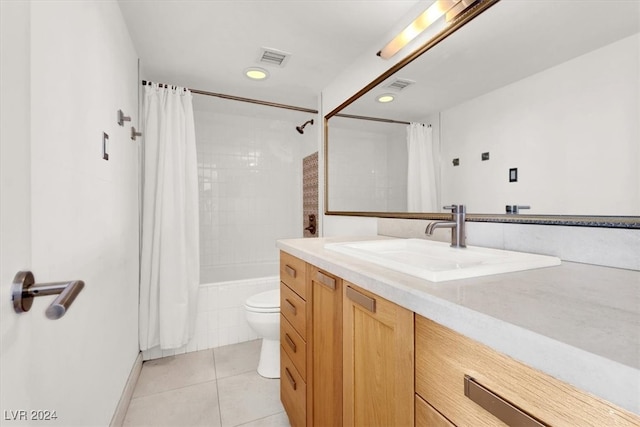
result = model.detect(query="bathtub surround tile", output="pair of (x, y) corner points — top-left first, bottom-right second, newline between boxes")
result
(217, 371), (284, 427)
(142, 276), (278, 362)
(214, 339), (262, 379)
(195, 108), (302, 276)
(133, 350), (216, 398)
(124, 381), (221, 427)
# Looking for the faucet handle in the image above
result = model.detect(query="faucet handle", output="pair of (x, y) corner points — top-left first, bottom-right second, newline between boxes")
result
(506, 205), (530, 214)
(443, 204), (466, 213)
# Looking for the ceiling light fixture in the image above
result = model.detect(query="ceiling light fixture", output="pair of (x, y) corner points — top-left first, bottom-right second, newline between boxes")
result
(377, 0), (477, 60)
(244, 67), (269, 80)
(376, 94), (395, 103)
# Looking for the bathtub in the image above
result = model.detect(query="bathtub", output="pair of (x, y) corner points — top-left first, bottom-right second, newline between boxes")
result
(200, 262), (279, 284)
(143, 262), (280, 361)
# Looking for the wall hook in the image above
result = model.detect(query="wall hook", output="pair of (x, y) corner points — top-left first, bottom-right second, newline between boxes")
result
(131, 126), (142, 141)
(117, 109), (131, 126)
(12, 271), (85, 320)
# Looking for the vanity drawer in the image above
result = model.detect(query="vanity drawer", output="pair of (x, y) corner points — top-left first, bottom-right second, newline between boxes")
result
(280, 251), (307, 299)
(415, 315), (640, 427)
(281, 346), (306, 427)
(280, 314), (306, 380)
(415, 394), (454, 427)
(280, 282), (307, 339)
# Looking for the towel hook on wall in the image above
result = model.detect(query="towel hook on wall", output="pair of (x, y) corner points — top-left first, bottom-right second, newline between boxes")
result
(117, 109), (131, 126)
(131, 126), (142, 141)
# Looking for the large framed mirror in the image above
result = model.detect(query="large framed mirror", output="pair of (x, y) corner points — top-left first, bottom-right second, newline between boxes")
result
(325, 0), (640, 228)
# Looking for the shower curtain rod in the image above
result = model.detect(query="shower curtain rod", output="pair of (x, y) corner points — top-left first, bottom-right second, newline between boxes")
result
(142, 80), (318, 114)
(141, 80), (426, 126)
(333, 113), (423, 126)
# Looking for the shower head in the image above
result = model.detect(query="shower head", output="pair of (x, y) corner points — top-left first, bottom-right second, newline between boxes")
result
(296, 119), (314, 134)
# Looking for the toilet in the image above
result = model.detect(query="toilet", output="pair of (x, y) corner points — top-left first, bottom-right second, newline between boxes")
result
(244, 289), (280, 378)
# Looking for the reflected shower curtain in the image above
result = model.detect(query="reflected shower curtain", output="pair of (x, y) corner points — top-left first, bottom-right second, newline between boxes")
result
(139, 83), (199, 351)
(407, 123), (438, 212)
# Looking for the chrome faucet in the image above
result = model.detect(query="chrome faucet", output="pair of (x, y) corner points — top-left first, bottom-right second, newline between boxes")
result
(425, 205), (467, 248)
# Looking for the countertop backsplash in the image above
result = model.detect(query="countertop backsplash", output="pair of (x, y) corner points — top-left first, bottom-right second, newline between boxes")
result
(377, 218), (640, 271)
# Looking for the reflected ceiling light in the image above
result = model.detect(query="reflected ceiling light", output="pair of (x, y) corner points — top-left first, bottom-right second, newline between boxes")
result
(376, 93), (395, 103)
(377, 0), (477, 59)
(244, 67), (269, 80)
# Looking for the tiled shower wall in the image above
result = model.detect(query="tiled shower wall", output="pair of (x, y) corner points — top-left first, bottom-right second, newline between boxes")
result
(194, 103), (302, 275)
(143, 276), (279, 361)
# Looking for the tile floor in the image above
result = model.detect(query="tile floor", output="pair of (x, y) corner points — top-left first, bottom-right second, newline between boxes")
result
(123, 340), (290, 427)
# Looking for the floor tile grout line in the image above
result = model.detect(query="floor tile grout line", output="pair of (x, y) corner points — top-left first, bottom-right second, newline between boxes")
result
(130, 377), (219, 402)
(233, 410), (287, 427)
(212, 348), (224, 427)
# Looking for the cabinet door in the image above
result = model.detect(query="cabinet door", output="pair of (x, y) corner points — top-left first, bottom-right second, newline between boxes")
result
(311, 267), (343, 427)
(343, 282), (414, 427)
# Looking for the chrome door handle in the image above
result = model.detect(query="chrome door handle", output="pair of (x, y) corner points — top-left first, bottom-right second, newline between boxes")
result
(12, 271), (85, 320)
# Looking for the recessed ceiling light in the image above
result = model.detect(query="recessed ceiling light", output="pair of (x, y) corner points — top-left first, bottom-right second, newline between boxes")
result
(376, 93), (395, 103)
(244, 67), (269, 80)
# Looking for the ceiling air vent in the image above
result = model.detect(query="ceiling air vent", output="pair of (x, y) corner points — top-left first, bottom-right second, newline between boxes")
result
(258, 47), (291, 68)
(384, 78), (416, 91)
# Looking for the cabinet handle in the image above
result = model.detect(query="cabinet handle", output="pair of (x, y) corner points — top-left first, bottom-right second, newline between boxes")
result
(316, 270), (336, 290)
(284, 298), (297, 315)
(346, 286), (376, 313)
(285, 333), (297, 353)
(285, 265), (296, 278)
(285, 367), (297, 391)
(464, 375), (546, 427)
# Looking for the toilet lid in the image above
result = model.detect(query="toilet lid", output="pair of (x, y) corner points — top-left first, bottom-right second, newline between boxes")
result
(245, 289), (280, 312)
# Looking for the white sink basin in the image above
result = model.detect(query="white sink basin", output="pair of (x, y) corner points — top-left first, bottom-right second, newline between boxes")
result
(324, 239), (561, 282)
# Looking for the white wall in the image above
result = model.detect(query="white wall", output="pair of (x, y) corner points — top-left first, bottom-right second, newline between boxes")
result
(1, 1), (140, 425)
(440, 34), (639, 215)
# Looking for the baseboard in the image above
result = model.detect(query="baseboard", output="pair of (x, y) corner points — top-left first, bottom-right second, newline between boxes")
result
(110, 351), (143, 427)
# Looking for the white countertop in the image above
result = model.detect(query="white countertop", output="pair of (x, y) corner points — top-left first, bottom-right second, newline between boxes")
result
(276, 236), (640, 415)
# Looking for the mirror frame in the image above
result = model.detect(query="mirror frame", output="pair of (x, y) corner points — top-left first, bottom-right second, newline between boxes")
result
(324, 0), (640, 229)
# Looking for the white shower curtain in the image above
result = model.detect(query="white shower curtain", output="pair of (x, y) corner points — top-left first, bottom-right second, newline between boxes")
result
(139, 83), (199, 351)
(407, 123), (438, 212)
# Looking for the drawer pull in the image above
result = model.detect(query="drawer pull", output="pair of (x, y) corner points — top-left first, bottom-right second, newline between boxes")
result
(316, 270), (336, 290)
(285, 367), (297, 391)
(284, 298), (297, 315)
(285, 265), (296, 278)
(285, 333), (297, 353)
(346, 286), (376, 313)
(464, 375), (546, 427)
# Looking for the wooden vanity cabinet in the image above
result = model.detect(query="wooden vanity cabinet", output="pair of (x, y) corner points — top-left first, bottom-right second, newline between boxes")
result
(415, 315), (640, 427)
(279, 252), (311, 427)
(343, 282), (414, 427)
(280, 253), (343, 427)
(281, 250), (639, 427)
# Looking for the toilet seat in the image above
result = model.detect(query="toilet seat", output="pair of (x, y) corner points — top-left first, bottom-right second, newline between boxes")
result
(245, 289), (280, 313)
